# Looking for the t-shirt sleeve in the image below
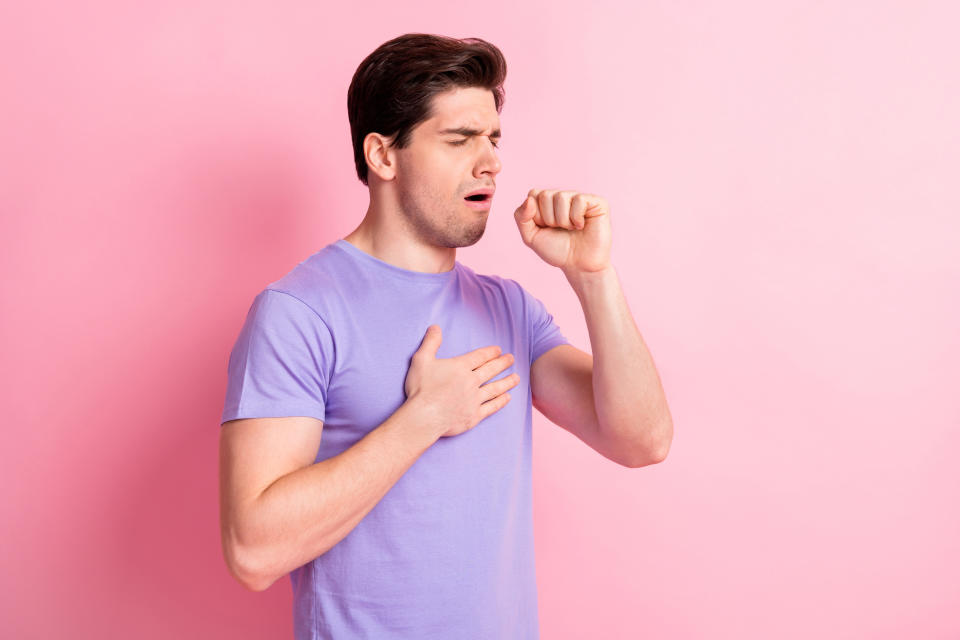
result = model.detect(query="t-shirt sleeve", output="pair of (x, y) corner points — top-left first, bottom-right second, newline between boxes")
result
(517, 282), (571, 364)
(220, 288), (334, 426)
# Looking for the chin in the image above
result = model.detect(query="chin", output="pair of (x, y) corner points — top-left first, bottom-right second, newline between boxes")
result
(430, 215), (487, 248)
(461, 224), (487, 247)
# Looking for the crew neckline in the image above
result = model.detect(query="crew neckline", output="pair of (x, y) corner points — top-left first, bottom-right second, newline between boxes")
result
(332, 239), (459, 283)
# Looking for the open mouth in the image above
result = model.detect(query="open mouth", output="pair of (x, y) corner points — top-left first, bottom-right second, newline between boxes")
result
(464, 194), (490, 202)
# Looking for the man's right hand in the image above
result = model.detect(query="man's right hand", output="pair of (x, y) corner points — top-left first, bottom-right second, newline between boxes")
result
(403, 325), (520, 439)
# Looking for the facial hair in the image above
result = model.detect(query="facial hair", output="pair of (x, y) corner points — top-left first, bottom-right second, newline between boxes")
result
(397, 183), (487, 248)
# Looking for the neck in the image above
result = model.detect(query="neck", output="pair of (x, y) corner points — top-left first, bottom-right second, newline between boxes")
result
(343, 193), (456, 274)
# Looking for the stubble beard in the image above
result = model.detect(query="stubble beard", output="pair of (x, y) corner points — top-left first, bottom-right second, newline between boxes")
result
(397, 187), (487, 249)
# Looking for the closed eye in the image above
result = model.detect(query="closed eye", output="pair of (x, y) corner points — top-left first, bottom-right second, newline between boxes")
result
(451, 138), (500, 148)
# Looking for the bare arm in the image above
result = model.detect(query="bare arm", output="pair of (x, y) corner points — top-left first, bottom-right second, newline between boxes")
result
(220, 398), (439, 592)
(561, 265), (673, 465)
(512, 189), (672, 467)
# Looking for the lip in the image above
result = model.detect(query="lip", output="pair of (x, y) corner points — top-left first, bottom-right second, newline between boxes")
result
(463, 197), (492, 211)
(464, 187), (495, 199)
(463, 187), (494, 211)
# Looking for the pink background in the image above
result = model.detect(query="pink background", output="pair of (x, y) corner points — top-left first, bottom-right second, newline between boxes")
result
(3, 1), (958, 638)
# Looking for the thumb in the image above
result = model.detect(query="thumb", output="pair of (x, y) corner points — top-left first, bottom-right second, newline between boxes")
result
(417, 324), (443, 358)
(514, 195), (538, 246)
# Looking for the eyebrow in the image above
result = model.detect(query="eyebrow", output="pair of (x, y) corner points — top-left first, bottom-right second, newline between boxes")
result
(438, 126), (502, 139)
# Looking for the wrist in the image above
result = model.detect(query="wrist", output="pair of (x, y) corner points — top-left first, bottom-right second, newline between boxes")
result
(563, 263), (617, 295)
(400, 393), (445, 442)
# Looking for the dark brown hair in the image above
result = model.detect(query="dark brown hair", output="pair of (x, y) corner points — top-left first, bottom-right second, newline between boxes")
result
(347, 33), (507, 185)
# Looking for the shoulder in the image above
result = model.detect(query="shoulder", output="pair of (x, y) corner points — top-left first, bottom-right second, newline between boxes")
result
(466, 265), (559, 325)
(459, 262), (527, 304)
(259, 244), (349, 319)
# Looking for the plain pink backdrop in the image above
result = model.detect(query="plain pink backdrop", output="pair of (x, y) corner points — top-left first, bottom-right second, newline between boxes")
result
(2, 1), (958, 638)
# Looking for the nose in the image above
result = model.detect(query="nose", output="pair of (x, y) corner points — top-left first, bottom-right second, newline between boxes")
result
(474, 139), (502, 178)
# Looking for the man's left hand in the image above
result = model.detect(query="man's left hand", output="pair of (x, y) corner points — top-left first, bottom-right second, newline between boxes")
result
(513, 188), (612, 275)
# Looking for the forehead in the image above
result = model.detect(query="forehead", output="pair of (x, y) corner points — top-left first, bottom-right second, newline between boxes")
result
(425, 86), (500, 132)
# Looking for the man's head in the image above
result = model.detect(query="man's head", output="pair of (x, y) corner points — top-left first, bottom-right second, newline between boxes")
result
(347, 33), (506, 248)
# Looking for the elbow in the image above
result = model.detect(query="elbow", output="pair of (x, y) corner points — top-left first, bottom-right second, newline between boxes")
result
(223, 538), (275, 592)
(626, 422), (673, 468)
(646, 439), (672, 465)
(625, 447), (666, 468)
(238, 568), (274, 593)
(234, 556), (275, 593)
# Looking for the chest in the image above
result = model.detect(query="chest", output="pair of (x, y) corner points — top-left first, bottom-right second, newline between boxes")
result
(316, 289), (530, 457)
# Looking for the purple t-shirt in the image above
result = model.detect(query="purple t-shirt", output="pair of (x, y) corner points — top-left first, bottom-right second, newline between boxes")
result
(221, 238), (570, 639)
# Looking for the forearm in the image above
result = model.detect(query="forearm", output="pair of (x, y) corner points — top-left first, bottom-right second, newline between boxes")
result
(236, 398), (440, 591)
(564, 264), (673, 461)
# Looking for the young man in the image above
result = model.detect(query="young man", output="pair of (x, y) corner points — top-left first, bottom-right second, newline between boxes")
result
(219, 33), (672, 639)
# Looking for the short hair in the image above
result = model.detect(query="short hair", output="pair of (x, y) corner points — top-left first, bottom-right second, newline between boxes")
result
(347, 33), (507, 185)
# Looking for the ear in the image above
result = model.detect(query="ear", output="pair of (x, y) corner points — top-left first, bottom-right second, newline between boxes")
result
(364, 132), (397, 181)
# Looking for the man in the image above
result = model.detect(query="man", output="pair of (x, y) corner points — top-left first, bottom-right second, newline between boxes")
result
(219, 32), (672, 639)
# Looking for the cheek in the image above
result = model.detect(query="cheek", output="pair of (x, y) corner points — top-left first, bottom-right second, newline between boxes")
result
(399, 151), (460, 200)
(398, 171), (445, 205)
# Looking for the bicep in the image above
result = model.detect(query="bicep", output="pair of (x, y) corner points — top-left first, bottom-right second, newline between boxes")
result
(530, 344), (635, 467)
(219, 416), (323, 541)
(530, 344), (598, 437)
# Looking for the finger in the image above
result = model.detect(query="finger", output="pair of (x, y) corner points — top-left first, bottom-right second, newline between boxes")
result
(537, 189), (556, 226)
(570, 193), (587, 229)
(480, 372), (520, 402)
(526, 188), (545, 227)
(473, 352), (515, 382)
(554, 191), (572, 229)
(460, 344), (502, 370)
(478, 391), (511, 420)
(514, 195), (538, 245)
(414, 325), (443, 360)
(580, 193), (608, 220)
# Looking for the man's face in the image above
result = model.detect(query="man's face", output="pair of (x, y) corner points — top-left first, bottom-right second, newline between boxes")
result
(392, 86), (502, 248)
